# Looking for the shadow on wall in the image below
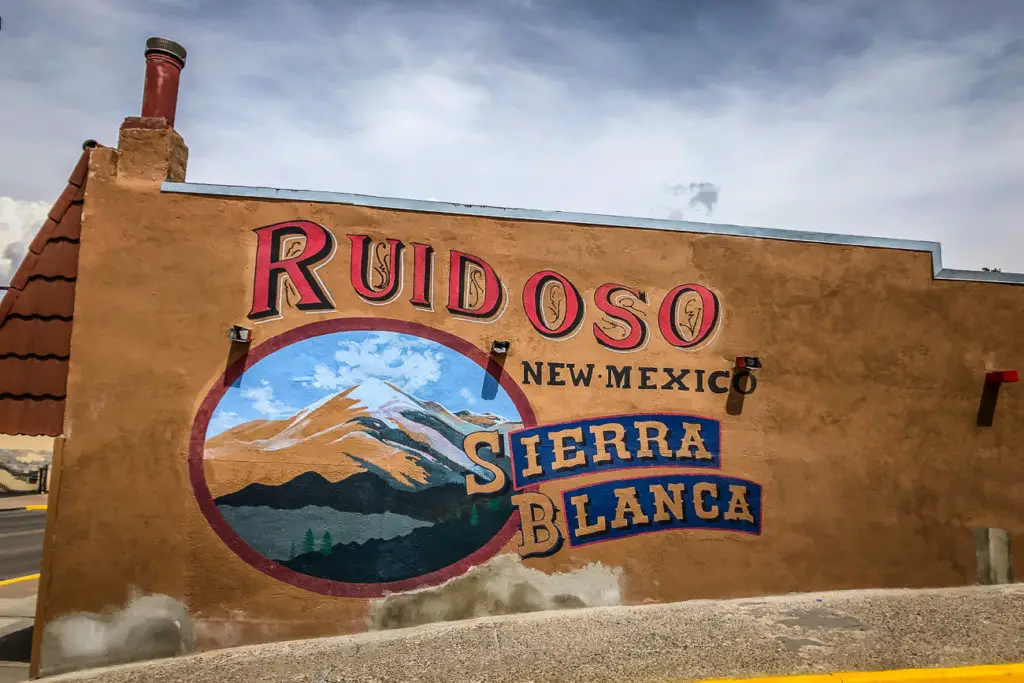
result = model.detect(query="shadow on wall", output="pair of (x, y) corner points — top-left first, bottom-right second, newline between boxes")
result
(39, 591), (195, 677)
(370, 553), (624, 630)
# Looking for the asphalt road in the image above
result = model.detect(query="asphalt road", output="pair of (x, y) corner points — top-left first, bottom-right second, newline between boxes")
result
(0, 510), (45, 581)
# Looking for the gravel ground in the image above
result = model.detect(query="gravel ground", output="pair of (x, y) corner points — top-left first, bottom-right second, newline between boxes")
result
(46, 583), (1024, 683)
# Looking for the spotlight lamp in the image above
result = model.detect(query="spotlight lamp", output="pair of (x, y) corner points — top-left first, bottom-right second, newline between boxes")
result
(229, 325), (252, 344)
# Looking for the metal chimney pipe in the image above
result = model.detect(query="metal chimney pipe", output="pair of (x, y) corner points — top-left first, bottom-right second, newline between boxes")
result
(141, 37), (187, 127)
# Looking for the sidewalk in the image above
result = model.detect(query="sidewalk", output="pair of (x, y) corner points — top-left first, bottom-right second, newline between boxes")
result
(0, 496), (47, 512)
(0, 578), (36, 683)
(38, 583), (1024, 683)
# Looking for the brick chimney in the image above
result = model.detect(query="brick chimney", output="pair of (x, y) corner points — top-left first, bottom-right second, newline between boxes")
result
(117, 37), (190, 182)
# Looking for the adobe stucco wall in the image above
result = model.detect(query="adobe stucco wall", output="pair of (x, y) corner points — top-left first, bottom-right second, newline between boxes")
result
(33, 126), (1024, 674)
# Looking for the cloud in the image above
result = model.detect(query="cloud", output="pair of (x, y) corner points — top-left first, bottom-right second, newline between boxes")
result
(0, 197), (50, 285)
(1, 0), (1023, 275)
(302, 334), (443, 393)
(459, 388), (476, 406)
(208, 410), (244, 435)
(240, 380), (296, 419)
(664, 182), (720, 218)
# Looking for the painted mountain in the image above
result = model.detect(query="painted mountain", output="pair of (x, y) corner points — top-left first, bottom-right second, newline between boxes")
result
(207, 378), (522, 584)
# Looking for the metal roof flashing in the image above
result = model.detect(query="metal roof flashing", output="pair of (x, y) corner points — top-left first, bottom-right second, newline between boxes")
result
(160, 181), (1024, 286)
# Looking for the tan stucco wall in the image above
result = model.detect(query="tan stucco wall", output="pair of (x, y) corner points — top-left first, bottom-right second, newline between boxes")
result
(36, 128), (1024, 667)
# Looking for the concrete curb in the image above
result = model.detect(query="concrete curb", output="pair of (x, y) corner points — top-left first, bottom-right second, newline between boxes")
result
(693, 662), (1024, 683)
(36, 584), (1024, 682)
(0, 504), (46, 513)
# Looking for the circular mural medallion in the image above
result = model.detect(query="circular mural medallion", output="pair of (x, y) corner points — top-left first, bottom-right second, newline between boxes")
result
(189, 318), (536, 597)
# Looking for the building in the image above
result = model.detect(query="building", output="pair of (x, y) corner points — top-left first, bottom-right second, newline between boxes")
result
(2, 37), (1022, 677)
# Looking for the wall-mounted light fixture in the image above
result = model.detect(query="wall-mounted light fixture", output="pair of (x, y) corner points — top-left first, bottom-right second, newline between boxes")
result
(735, 356), (762, 369)
(491, 340), (510, 355)
(229, 325), (252, 344)
(985, 370), (1019, 384)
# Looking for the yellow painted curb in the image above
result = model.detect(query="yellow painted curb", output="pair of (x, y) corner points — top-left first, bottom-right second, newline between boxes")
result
(691, 663), (1024, 683)
(25, 505), (47, 511)
(0, 573), (40, 587)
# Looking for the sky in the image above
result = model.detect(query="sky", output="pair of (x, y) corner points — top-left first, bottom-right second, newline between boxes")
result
(2, 0), (1023, 284)
(207, 330), (521, 438)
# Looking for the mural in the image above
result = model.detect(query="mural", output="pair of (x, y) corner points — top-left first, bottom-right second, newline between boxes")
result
(191, 319), (535, 596)
(244, 221), (722, 351)
(191, 227), (763, 598)
(465, 414), (762, 558)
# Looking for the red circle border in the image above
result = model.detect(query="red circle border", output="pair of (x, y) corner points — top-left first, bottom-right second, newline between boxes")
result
(188, 317), (538, 599)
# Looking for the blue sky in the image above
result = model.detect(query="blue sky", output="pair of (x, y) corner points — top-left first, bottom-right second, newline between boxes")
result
(207, 330), (522, 438)
(2, 0), (1024, 282)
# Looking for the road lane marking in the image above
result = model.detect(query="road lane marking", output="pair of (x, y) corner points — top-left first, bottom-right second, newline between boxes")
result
(0, 573), (40, 587)
(0, 505), (47, 513)
(0, 529), (44, 538)
(689, 662), (1024, 683)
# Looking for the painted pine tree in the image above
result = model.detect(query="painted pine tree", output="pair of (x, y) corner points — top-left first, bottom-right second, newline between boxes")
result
(289, 541), (296, 560)
(320, 531), (333, 555)
(469, 503), (480, 527)
(302, 528), (315, 554)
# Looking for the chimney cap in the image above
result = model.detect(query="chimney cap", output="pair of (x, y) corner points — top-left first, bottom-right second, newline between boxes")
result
(145, 37), (187, 66)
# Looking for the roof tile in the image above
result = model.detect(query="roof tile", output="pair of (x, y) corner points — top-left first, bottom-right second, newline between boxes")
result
(0, 146), (91, 436)
(0, 318), (73, 358)
(28, 242), (79, 281)
(51, 204), (83, 240)
(68, 151), (90, 188)
(0, 293), (14, 325)
(0, 357), (69, 397)
(0, 400), (67, 437)
(8, 251), (41, 291)
(27, 218), (59, 255)
(9, 280), (76, 319)
(47, 184), (77, 224)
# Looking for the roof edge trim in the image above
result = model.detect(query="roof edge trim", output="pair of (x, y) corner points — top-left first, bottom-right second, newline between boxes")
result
(161, 181), (1024, 286)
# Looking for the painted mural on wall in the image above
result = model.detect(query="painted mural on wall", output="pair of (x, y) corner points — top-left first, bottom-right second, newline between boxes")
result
(193, 320), (533, 595)
(247, 221), (726, 354)
(244, 220), (759, 398)
(189, 221), (764, 597)
(495, 414), (761, 558)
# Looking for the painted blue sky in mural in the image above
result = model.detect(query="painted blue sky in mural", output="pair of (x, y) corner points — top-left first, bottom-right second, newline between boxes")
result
(207, 330), (521, 438)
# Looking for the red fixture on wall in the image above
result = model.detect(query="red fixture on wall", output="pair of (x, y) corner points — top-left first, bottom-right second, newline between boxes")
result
(141, 37), (187, 127)
(985, 370), (1019, 384)
(735, 356), (762, 369)
(978, 369), (1017, 427)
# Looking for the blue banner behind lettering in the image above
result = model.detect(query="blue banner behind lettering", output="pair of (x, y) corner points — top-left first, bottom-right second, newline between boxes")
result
(507, 413), (721, 489)
(560, 473), (761, 547)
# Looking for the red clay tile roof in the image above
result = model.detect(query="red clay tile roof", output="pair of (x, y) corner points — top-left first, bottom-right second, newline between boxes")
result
(0, 144), (95, 436)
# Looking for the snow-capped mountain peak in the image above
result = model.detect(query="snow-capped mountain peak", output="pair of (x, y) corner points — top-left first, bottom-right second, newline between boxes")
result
(208, 378), (515, 491)
(347, 377), (419, 413)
